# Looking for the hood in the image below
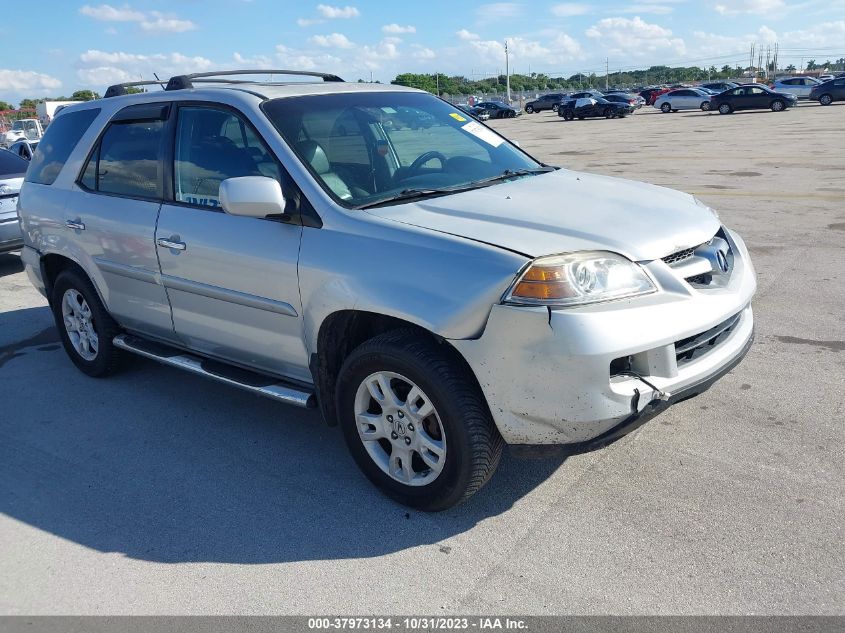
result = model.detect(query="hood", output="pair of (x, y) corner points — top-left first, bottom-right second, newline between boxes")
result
(366, 169), (720, 261)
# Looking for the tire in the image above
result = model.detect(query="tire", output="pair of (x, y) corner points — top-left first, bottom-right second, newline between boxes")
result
(51, 268), (124, 377)
(771, 100), (785, 112)
(525, 105), (534, 114)
(819, 94), (833, 106)
(718, 103), (732, 115)
(552, 104), (559, 112)
(660, 103), (671, 113)
(604, 108), (614, 119)
(577, 115), (585, 120)
(336, 329), (504, 511)
(701, 101), (711, 111)
(563, 110), (574, 121)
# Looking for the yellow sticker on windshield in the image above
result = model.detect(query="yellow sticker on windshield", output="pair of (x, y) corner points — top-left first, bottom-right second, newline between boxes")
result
(449, 112), (467, 122)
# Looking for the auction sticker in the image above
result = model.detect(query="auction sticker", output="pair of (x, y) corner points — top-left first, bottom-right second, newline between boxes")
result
(461, 121), (503, 147)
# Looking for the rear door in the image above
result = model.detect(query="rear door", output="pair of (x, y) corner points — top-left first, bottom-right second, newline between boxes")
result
(833, 78), (845, 99)
(154, 103), (310, 381)
(72, 102), (176, 341)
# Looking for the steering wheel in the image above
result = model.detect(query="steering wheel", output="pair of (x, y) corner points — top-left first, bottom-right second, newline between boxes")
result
(407, 151), (448, 176)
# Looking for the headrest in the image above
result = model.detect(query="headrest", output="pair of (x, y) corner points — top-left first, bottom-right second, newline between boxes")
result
(298, 140), (330, 175)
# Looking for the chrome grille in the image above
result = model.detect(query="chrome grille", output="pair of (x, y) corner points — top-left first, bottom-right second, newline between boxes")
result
(675, 312), (741, 366)
(662, 246), (696, 266)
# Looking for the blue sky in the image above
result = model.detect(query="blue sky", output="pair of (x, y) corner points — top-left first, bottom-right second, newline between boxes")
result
(1, 0), (844, 104)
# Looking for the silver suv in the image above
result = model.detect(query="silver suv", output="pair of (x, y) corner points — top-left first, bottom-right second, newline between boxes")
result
(18, 70), (756, 510)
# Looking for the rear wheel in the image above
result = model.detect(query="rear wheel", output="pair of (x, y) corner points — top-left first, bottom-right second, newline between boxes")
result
(771, 100), (785, 112)
(336, 330), (503, 511)
(51, 268), (124, 377)
(552, 104), (559, 112)
(660, 103), (671, 113)
(701, 101), (711, 111)
(819, 94), (833, 106)
(718, 103), (732, 115)
(563, 110), (574, 121)
(604, 108), (614, 119)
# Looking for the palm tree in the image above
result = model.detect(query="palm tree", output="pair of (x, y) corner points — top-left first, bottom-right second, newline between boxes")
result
(806, 60), (817, 71)
(786, 64), (796, 73)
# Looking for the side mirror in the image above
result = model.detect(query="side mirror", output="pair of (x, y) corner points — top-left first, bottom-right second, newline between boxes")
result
(219, 176), (286, 218)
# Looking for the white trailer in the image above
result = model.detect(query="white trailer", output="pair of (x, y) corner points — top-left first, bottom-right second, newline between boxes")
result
(36, 101), (82, 126)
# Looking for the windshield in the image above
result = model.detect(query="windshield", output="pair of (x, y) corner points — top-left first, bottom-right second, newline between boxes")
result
(262, 91), (540, 208)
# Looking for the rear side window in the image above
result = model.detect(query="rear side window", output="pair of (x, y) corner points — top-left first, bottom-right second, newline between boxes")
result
(26, 108), (100, 185)
(81, 119), (164, 199)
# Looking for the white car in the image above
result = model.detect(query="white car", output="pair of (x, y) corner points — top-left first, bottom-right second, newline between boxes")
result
(654, 88), (713, 112)
(818, 74), (835, 83)
(7, 139), (38, 161)
(772, 76), (821, 99)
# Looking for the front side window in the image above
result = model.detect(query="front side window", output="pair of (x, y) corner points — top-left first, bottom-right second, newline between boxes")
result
(81, 119), (164, 198)
(27, 108), (100, 186)
(174, 106), (280, 209)
(262, 91), (540, 208)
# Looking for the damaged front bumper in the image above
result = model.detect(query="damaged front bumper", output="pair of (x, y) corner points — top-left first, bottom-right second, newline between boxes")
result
(451, 228), (757, 445)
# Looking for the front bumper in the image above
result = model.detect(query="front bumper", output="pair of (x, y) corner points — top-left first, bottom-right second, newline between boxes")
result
(452, 227), (757, 445)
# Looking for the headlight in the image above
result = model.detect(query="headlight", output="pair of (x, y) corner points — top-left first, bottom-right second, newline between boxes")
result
(503, 251), (656, 307)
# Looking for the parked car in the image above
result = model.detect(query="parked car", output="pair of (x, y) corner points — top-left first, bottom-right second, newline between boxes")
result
(457, 104), (490, 121)
(0, 149), (27, 254)
(602, 93), (643, 109)
(640, 87), (672, 105)
(654, 88), (714, 112)
(8, 139), (39, 161)
(771, 76), (821, 99)
(818, 74), (835, 83)
(699, 82), (739, 93)
(559, 96), (633, 120)
(18, 70), (756, 510)
(1, 118), (44, 149)
(474, 101), (517, 119)
(710, 84), (798, 114)
(524, 93), (565, 113)
(568, 90), (604, 101)
(809, 77), (845, 105)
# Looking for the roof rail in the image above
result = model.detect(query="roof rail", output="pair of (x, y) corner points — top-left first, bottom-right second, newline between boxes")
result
(104, 69), (343, 99)
(103, 79), (166, 98)
(165, 69), (344, 91)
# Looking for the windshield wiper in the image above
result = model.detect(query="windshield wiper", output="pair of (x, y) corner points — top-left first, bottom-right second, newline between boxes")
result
(356, 166), (556, 210)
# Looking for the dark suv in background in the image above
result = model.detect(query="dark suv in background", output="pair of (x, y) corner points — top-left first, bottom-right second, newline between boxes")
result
(524, 93), (565, 113)
(810, 77), (845, 105)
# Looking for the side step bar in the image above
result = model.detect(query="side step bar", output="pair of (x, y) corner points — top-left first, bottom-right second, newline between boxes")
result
(113, 334), (317, 409)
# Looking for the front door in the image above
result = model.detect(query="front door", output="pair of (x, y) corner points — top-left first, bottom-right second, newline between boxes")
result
(155, 104), (310, 382)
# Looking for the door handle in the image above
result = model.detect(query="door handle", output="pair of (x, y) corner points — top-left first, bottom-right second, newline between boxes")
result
(65, 219), (85, 231)
(157, 237), (186, 251)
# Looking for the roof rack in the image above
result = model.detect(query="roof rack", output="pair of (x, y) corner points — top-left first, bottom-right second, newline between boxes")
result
(105, 69), (344, 98)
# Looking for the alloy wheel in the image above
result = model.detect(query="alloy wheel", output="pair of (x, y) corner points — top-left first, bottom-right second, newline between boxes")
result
(354, 371), (446, 486)
(61, 288), (98, 361)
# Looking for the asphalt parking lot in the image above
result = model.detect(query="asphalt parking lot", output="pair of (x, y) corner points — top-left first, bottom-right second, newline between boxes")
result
(1, 102), (843, 615)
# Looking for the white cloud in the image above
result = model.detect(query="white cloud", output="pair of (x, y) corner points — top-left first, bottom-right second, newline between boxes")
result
(75, 49), (213, 86)
(310, 32), (355, 48)
(477, 3), (523, 20)
(619, 3), (675, 15)
(0, 69), (62, 93)
(550, 3), (591, 17)
(713, 0), (785, 15)
(456, 28), (480, 40)
(140, 13), (197, 33)
(412, 46), (436, 60)
(382, 23), (416, 34)
(297, 18), (324, 26)
(316, 4), (360, 18)
(586, 16), (685, 57)
(78, 4), (145, 21)
(79, 4), (196, 33)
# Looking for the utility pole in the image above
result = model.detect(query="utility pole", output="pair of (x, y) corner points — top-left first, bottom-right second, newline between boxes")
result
(749, 43), (755, 78)
(605, 57), (609, 91)
(505, 40), (511, 103)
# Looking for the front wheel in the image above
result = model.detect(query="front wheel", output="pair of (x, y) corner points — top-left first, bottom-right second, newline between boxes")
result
(336, 330), (503, 511)
(718, 103), (732, 115)
(563, 110), (574, 121)
(771, 100), (785, 112)
(51, 268), (124, 377)
(552, 104), (559, 112)
(660, 103), (671, 113)
(819, 94), (833, 106)
(525, 105), (534, 114)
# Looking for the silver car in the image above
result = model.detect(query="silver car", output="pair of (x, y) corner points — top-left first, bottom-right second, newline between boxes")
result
(18, 70), (756, 510)
(771, 76), (821, 99)
(0, 149), (27, 254)
(654, 88), (714, 112)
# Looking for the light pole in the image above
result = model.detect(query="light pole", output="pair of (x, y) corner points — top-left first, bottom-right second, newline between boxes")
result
(504, 40), (511, 103)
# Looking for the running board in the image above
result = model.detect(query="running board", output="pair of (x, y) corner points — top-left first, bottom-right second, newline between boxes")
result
(113, 334), (317, 409)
